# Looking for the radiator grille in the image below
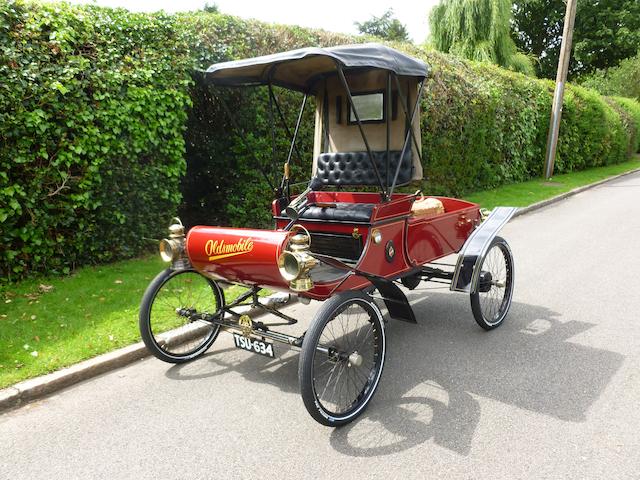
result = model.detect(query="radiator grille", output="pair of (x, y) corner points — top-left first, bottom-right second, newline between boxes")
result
(310, 232), (363, 262)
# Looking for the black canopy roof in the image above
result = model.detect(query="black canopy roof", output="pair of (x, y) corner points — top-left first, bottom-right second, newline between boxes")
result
(200, 43), (428, 93)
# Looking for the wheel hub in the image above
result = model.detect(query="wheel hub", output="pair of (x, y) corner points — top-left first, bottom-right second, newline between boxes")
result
(478, 271), (493, 293)
(175, 307), (196, 318)
(348, 351), (363, 367)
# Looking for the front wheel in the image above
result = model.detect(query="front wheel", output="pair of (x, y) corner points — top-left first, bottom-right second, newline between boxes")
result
(470, 236), (514, 330)
(139, 268), (224, 363)
(299, 291), (386, 427)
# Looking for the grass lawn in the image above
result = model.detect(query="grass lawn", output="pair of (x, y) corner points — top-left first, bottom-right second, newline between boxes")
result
(1, 156), (638, 389)
(464, 156), (640, 210)
(0, 256), (263, 389)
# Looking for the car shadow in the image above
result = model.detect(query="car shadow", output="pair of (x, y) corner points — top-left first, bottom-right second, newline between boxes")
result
(165, 344), (301, 393)
(164, 290), (624, 458)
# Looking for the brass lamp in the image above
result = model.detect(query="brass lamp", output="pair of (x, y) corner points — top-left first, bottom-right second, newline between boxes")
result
(278, 231), (318, 292)
(159, 218), (186, 264)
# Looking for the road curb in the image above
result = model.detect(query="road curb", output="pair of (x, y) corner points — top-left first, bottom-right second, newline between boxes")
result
(2, 167), (638, 414)
(513, 167), (640, 218)
(0, 292), (295, 413)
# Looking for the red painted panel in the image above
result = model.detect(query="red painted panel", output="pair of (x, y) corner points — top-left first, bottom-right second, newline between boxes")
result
(406, 197), (481, 265)
(357, 220), (410, 277)
(372, 195), (413, 221)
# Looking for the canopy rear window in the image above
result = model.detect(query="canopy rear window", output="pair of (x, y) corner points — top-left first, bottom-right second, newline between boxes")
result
(348, 91), (385, 124)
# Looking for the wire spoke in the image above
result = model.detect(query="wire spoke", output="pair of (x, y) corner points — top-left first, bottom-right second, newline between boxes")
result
(311, 298), (384, 418)
(148, 272), (219, 356)
(477, 242), (512, 325)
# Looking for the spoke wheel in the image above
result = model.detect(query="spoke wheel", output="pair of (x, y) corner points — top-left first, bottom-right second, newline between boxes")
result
(470, 236), (514, 330)
(299, 291), (386, 427)
(139, 269), (223, 363)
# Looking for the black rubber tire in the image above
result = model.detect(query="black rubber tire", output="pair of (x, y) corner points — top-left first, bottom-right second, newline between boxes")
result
(139, 268), (223, 364)
(299, 291), (386, 427)
(470, 236), (514, 330)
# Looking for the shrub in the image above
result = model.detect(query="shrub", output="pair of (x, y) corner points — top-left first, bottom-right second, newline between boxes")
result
(554, 85), (629, 172)
(608, 96), (640, 154)
(413, 54), (635, 195)
(581, 53), (640, 101)
(418, 56), (550, 195)
(0, 1), (192, 280)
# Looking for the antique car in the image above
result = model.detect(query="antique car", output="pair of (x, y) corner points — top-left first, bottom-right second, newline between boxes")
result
(138, 44), (517, 427)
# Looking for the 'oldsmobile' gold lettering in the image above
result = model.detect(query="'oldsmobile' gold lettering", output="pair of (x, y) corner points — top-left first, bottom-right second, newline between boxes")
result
(205, 237), (254, 262)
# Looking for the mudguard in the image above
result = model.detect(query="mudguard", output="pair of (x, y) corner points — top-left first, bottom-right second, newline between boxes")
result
(311, 252), (417, 323)
(450, 207), (518, 293)
(368, 277), (417, 323)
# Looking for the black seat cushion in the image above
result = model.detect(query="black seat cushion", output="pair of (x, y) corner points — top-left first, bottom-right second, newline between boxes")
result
(315, 150), (413, 186)
(299, 202), (374, 223)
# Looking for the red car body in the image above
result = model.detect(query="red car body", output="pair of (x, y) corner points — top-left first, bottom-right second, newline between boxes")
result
(187, 192), (481, 299)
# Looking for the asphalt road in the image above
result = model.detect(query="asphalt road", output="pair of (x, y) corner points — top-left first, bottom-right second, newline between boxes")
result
(2, 172), (640, 480)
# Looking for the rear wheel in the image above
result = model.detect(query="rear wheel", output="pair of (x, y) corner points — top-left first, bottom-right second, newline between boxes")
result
(139, 269), (223, 363)
(470, 236), (514, 330)
(299, 291), (386, 427)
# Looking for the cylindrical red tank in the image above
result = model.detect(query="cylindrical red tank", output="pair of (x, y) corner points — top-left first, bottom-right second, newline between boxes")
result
(186, 226), (290, 288)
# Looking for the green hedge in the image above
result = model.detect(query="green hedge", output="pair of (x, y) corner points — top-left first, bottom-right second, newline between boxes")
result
(416, 54), (637, 195)
(0, 2), (192, 280)
(609, 96), (640, 154)
(2, 1), (640, 281)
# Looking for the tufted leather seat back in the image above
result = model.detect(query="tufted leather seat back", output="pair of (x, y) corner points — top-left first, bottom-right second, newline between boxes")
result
(315, 150), (413, 187)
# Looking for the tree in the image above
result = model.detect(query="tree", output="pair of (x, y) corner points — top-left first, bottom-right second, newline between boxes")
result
(429, 0), (535, 75)
(355, 9), (410, 42)
(203, 2), (219, 13)
(512, 0), (640, 79)
(581, 52), (640, 100)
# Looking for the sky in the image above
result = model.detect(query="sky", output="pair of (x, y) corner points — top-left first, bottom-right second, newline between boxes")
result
(58, 0), (440, 43)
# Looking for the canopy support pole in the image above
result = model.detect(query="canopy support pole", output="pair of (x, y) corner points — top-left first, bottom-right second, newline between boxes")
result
(337, 65), (387, 199)
(393, 75), (424, 166)
(389, 80), (425, 197)
(268, 85), (304, 166)
(386, 72), (392, 192)
(268, 82), (278, 179)
(322, 83), (329, 153)
(281, 94), (308, 195)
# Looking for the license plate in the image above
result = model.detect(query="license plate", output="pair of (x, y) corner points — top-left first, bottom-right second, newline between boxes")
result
(232, 334), (275, 358)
